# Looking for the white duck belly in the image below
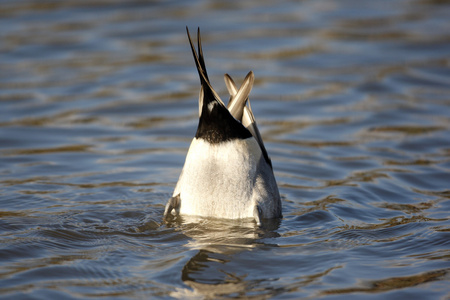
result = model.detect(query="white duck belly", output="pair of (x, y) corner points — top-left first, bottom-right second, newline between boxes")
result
(174, 137), (262, 219)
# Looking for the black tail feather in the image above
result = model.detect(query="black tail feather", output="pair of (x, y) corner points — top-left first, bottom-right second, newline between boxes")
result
(186, 27), (209, 86)
(196, 28), (209, 81)
(186, 26), (218, 106)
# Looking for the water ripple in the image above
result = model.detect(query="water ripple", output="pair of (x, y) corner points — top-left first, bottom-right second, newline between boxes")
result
(1, 0), (450, 298)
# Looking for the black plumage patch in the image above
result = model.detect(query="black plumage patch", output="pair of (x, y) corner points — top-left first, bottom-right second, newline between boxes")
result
(195, 98), (253, 144)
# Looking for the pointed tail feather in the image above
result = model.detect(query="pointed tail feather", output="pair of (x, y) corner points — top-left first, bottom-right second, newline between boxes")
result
(224, 73), (238, 96)
(186, 27), (206, 85)
(225, 71), (254, 121)
(198, 86), (204, 117)
(196, 28), (209, 82)
(242, 102), (272, 168)
(225, 72), (272, 168)
(186, 27), (224, 107)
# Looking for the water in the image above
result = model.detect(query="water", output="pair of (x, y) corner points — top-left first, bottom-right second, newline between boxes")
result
(1, 0), (450, 299)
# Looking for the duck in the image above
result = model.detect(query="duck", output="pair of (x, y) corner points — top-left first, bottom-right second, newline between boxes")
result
(164, 27), (281, 225)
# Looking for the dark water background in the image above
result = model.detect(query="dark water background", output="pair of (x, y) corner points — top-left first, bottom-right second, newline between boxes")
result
(1, 0), (450, 299)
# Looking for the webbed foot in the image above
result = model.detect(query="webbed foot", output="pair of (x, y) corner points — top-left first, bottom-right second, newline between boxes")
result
(253, 205), (263, 226)
(163, 194), (181, 221)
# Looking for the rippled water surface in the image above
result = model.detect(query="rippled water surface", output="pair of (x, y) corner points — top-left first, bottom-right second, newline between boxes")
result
(1, 0), (450, 299)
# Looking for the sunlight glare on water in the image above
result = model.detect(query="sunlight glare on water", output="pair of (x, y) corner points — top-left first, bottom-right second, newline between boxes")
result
(1, 0), (450, 299)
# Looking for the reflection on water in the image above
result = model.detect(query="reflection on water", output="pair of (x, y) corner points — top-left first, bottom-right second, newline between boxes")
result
(168, 217), (280, 298)
(1, 0), (450, 299)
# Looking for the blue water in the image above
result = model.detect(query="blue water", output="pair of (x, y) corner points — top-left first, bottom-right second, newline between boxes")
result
(1, 0), (450, 299)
